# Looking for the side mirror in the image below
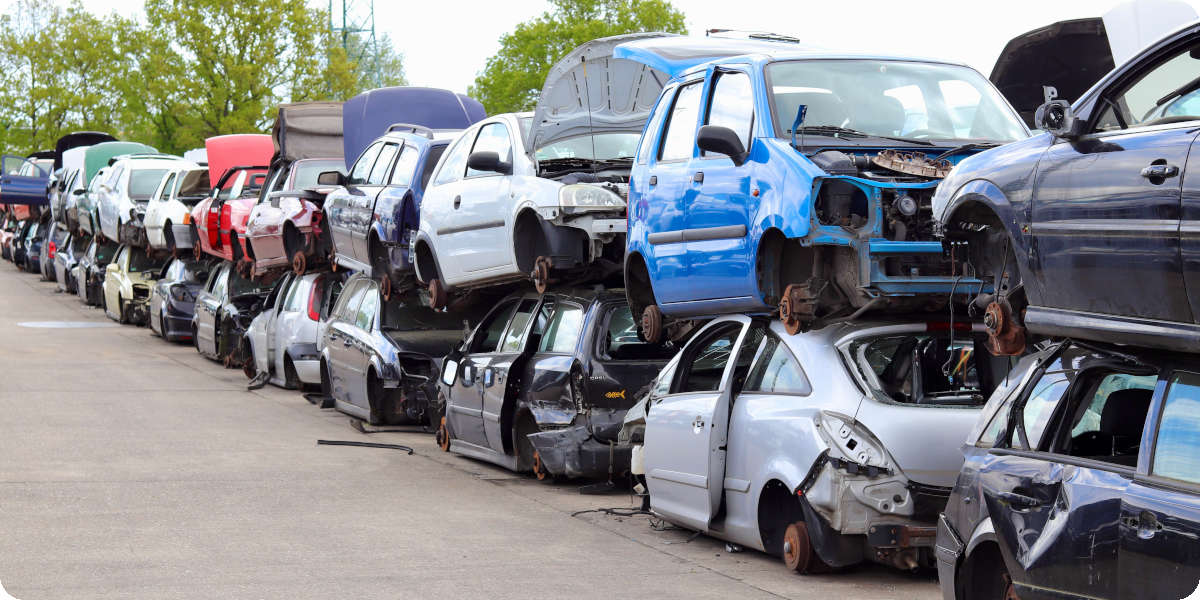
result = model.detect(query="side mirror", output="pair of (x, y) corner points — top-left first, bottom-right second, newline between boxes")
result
(696, 125), (748, 166)
(467, 151), (511, 175)
(1034, 100), (1081, 139)
(441, 358), (460, 386)
(72, 189), (85, 196)
(317, 171), (345, 186)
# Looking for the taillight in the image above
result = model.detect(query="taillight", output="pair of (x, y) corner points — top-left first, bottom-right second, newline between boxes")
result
(47, 240), (55, 259)
(307, 276), (324, 321)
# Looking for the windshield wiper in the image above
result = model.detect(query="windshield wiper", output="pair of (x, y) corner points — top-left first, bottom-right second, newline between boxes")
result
(789, 125), (935, 146)
(933, 142), (1000, 161)
(1156, 74), (1200, 107)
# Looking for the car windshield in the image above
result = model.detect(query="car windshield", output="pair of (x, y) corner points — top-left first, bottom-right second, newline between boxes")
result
(228, 269), (268, 297)
(289, 160), (344, 190)
(128, 168), (170, 201)
(381, 299), (466, 331)
(95, 241), (116, 263)
(846, 330), (1011, 406)
(128, 248), (166, 273)
(766, 59), (1027, 144)
(535, 133), (640, 161)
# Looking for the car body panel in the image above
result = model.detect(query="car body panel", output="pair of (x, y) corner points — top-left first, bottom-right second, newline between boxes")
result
(144, 166), (208, 251)
(102, 244), (165, 324)
(149, 257), (213, 342)
(97, 156), (190, 245)
(247, 271), (346, 388)
(341, 86), (485, 165)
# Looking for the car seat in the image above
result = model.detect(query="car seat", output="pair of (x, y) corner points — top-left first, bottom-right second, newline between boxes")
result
(852, 95), (906, 137)
(1070, 388), (1152, 464)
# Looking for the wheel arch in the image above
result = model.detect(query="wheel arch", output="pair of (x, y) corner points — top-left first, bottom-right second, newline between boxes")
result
(412, 232), (442, 284)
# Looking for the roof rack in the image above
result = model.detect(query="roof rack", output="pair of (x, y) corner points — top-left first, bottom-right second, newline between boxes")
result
(706, 29), (801, 44)
(386, 123), (435, 139)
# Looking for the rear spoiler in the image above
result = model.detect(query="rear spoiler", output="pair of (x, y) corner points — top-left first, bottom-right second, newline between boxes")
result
(387, 123), (434, 139)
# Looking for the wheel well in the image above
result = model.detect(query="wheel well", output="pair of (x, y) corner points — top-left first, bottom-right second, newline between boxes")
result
(946, 200), (1016, 287)
(369, 233), (386, 268)
(414, 239), (438, 283)
(757, 479), (804, 557)
(283, 222), (301, 257)
(624, 252), (654, 318)
(960, 541), (1006, 600)
(513, 408), (538, 470)
(513, 209), (548, 274)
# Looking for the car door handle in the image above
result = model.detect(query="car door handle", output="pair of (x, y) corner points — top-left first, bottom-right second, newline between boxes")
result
(648, 175), (657, 186)
(692, 415), (706, 430)
(1141, 163), (1180, 181)
(453, 195), (461, 209)
(693, 171), (704, 183)
(342, 338), (352, 347)
(997, 491), (1043, 509)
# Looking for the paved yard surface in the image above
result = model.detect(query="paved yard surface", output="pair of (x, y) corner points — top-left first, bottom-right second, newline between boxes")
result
(0, 267), (940, 599)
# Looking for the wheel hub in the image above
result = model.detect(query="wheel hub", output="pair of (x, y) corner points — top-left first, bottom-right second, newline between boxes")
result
(640, 304), (663, 344)
(984, 298), (1026, 356)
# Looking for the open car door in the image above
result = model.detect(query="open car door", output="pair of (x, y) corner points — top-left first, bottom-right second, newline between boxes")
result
(644, 315), (760, 531)
(0, 155), (50, 206)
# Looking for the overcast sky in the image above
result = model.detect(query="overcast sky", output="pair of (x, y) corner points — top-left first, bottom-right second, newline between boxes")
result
(8, 0), (1200, 93)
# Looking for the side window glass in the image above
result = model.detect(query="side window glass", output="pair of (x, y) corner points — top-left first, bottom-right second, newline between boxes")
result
(333, 281), (364, 321)
(653, 357), (680, 396)
(659, 81), (703, 161)
(471, 301), (519, 353)
(500, 299), (537, 352)
(676, 323), (743, 393)
(539, 302), (584, 353)
(637, 89), (674, 165)
(432, 131), (473, 186)
(368, 143), (399, 185)
(1152, 371), (1200, 484)
(1097, 44), (1200, 131)
(419, 145), (448, 191)
(389, 145), (418, 186)
(157, 174), (176, 202)
(284, 278), (308, 312)
(1056, 372), (1157, 465)
(211, 267), (229, 298)
(705, 71), (754, 154)
(466, 123), (512, 178)
(744, 335), (811, 395)
(356, 286), (379, 330)
(601, 305), (677, 361)
(348, 142), (383, 185)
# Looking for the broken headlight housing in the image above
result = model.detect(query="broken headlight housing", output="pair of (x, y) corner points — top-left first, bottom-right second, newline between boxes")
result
(819, 411), (889, 469)
(558, 184), (626, 215)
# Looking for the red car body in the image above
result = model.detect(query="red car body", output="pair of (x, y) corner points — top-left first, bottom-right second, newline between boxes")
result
(190, 135), (272, 264)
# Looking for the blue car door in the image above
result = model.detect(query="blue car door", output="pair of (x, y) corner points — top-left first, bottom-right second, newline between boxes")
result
(1031, 44), (1200, 325)
(351, 142), (399, 261)
(685, 69), (756, 303)
(642, 79), (703, 305)
(0, 155), (49, 206)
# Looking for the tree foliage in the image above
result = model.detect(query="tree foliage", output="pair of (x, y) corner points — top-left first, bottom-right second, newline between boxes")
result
(0, 0), (407, 156)
(470, 0), (687, 115)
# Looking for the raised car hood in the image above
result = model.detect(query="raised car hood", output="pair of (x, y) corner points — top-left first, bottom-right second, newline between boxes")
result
(342, 87), (486, 164)
(272, 102), (344, 163)
(526, 33), (671, 154)
(612, 34), (818, 78)
(991, 0), (1197, 126)
(53, 131), (116, 171)
(383, 329), (462, 358)
(205, 134), (273, 188)
(83, 142), (157, 188)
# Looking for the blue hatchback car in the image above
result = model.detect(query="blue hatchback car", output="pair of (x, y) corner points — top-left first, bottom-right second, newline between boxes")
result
(617, 36), (1029, 341)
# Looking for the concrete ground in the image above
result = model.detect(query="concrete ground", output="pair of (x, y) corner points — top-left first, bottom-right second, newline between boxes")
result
(0, 266), (940, 599)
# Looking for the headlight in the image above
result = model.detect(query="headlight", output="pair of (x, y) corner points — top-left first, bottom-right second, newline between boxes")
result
(558, 184), (626, 214)
(819, 411), (888, 468)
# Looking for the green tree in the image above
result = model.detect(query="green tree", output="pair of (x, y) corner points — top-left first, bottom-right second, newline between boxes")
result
(0, 0), (60, 153)
(470, 0), (687, 115)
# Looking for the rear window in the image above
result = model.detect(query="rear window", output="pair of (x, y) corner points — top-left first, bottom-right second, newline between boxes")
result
(128, 169), (170, 200)
(845, 330), (1009, 406)
(599, 305), (677, 361)
(128, 247), (167, 273)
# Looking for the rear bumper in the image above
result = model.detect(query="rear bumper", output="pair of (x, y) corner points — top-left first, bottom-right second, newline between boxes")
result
(293, 359), (321, 385)
(170, 223), (195, 248)
(526, 425), (631, 480)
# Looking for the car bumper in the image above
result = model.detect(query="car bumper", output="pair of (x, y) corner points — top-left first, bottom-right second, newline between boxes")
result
(526, 425), (632, 480)
(170, 223), (196, 248)
(293, 359), (321, 385)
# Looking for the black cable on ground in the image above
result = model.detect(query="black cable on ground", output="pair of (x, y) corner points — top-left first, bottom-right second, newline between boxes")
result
(571, 506), (651, 518)
(316, 440), (414, 454)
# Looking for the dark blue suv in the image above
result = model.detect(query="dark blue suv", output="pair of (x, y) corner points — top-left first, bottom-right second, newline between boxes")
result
(934, 22), (1200, 355)
(617, 36), (1029, 342)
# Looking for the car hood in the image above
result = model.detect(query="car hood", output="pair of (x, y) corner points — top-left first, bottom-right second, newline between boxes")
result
(526, 32), (671, 155)
(54, 131), (117, 171)
(382, 329), (462, 357)
(272, 102), (344, 163)
(205, 135), (274, 189)
(342, 87), (486, 165)
(83, 142), (156, 188)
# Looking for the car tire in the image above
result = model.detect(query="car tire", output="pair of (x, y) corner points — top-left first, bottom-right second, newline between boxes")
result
(366, 369), (386, 426)
(118, 297), (130, 325)
(964, 547), (1018, 600)
(514, 414), (541, 477)
(283, 355), (300, 390)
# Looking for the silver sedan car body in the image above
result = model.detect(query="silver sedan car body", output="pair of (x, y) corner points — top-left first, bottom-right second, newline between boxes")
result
(633, 317), (1003, 573)
(245, 271), (345, 388)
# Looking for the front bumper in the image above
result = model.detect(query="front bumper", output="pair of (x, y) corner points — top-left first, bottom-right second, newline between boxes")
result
(935, 514), (965, 600)
(170, 222), (196, 249)
(526, 425), (631, 480)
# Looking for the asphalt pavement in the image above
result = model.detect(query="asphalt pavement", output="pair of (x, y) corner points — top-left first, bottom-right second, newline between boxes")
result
(0, 266), (939, 599)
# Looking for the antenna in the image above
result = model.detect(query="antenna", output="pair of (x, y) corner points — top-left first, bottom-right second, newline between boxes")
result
(581, 55), (599, 178)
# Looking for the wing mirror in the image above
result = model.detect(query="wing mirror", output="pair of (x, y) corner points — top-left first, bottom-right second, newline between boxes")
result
(696, 125), (748, 166)
(317, 171), (345, 186)
(1034, 100), (1082, 139)
(441, 357), (460, 386)
(467, 151), (512, 175)
(72, 188), (85, 196)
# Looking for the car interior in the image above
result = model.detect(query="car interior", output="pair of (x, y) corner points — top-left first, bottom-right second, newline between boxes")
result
(1055, 371), (1158, 467)
(853, 332), (1008, 406)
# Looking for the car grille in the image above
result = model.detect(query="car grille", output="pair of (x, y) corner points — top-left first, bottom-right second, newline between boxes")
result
(132, 285), (150, 300)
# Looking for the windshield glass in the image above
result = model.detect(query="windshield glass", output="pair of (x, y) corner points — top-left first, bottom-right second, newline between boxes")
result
(845, 330), (1011, 406)
(535, 133), (640, 161)
(382, 297), (467, 331)
(95, 241), (116, 263)
(128, 248), (167, 273)
(128, 168), (170, 201)
(228, 269), (269, 297)
(767, 60), (1027, 144)
(289, 159), (344, 190)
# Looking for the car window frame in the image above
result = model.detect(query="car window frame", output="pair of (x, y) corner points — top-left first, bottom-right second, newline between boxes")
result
(368, 142), (400, 186)
(498, 298), (540, 353)
(1143, 368), (1200, 490)
(739, 332), (811, 397)
(388, 142), (418, 187)
(464, 122), (514, 180)
(431, 127), (477, 187)
(700, 68), (756, 160)
(657, 78), (705, 164)
(667, 320), (747, 396)
(1084, 35), (1200, 136)
(348, 142), (384, 186)
(536, 298), (585, 355)
(468, 298), (520, 355)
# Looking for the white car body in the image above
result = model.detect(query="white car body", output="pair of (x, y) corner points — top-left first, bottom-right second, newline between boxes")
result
(145, 166), (208, 251)
(97, 156), (192, 243)
(246, 272), (339, 388)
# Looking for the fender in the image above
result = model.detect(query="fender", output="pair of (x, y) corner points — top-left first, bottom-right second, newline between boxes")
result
(964, 516), (998, 558)
(940, 179), (1026, 254)
(752, 141), (820, 241)
(285, 342), (319, 362)
(367, 354), (399, 389)
(411, 229), (445, 283)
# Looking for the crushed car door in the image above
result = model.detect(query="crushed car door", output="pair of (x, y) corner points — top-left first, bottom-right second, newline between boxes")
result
(982, 345), (1157, 599)
(447, 299), (520, 449)
(351, 142), (397, 260)
(480, 297), (543, 455)
(1118, 369), (1200, 600)
(644, 315), (754, 532)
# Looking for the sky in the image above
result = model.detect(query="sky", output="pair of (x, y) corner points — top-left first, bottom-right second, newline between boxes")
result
(10, 0), (1200, 94)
